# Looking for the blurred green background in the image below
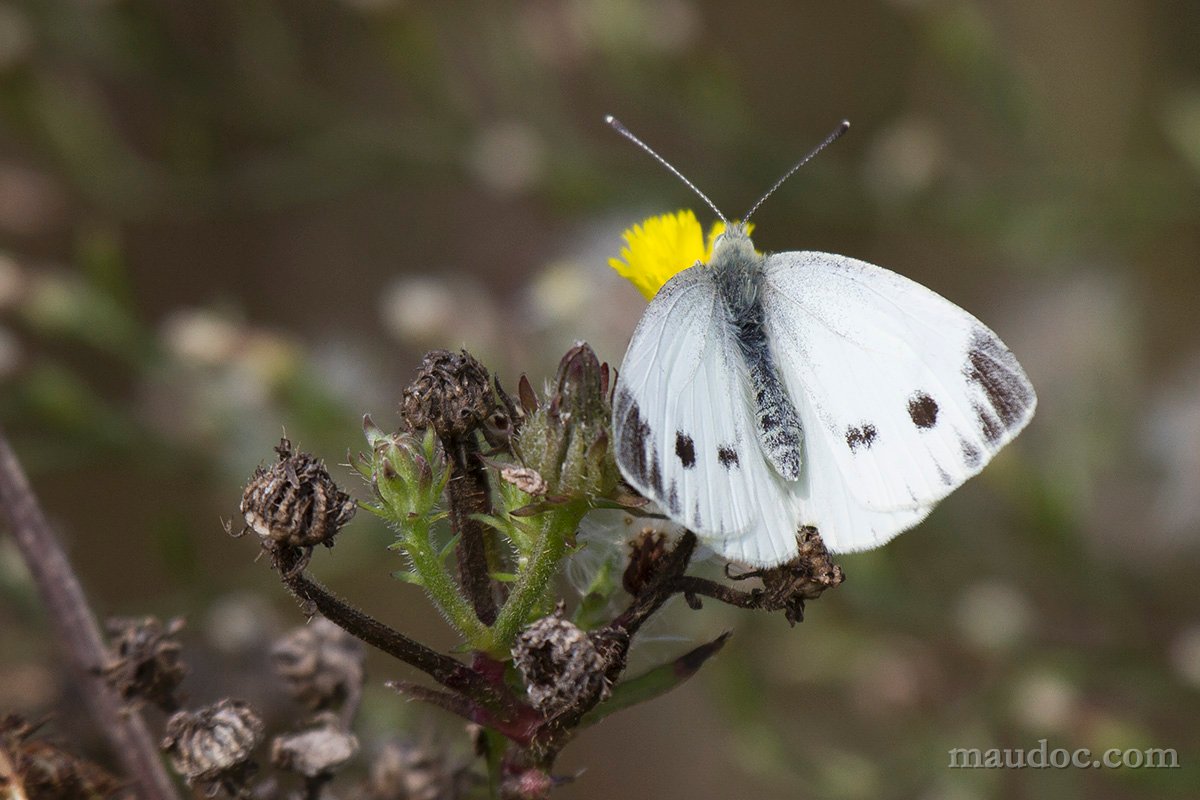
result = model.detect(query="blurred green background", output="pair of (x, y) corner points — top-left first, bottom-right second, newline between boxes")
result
(1, 1), (1198, 798)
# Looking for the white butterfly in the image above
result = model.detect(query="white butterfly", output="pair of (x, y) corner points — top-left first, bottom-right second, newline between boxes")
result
(608, 117), (1036, 567)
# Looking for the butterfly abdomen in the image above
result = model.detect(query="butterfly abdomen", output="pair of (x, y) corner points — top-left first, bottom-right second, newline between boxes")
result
(714, 246), (804, 482)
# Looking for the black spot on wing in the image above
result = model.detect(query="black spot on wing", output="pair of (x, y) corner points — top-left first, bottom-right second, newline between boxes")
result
(907, 392), (939, 429)
(965, 329), (1034, 429)
(717, 445), (739, 469)
(959, 436), (982, 468)
(667, 479), (680, 515)
(845, 423), (878, 453)
(675, 431), (696, 469)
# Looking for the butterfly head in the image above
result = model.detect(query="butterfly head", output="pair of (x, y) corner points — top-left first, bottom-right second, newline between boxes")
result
(708, 222), (758, 270)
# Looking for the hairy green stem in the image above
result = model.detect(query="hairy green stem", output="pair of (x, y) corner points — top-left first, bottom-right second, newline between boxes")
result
(403, 516), (493, 648)
(489, 504), (585, 650)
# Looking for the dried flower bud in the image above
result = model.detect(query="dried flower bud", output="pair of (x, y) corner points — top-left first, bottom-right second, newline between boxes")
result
(751, 527), (845, 625)
(101, 616), (187, 712)
(366, 740), (466, 800)
(499, 464), (547, 496)
(272, 616), (365, 711)
(512, 606), (608, 715)
(0, 715), (122, 799)
(162, 699), (264, 787)
(401, 349), (499, 439)
(513, 343), (618, 498)
(239, 438), (356, 551)
(270, 712), (359, 778)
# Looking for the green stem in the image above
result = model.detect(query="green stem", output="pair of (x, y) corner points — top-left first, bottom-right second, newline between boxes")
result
(484, 727), (506, 798)
(489, 503), (585, 651)
(404, 516), (492, 648)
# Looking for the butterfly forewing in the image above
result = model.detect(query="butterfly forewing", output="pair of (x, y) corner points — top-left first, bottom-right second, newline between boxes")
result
(613, 266), (806, 565)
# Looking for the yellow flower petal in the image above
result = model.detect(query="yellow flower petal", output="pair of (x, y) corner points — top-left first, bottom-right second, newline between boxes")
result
(609, 211), (749, 300)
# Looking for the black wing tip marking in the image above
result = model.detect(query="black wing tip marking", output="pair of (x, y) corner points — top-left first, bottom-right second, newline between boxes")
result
(845, 423), (878, 453)
(907, 391), (939, 429)
(936, 462), (953, 486)
(973, 402), (1003, 445)
(959, 436), (982, 468)
(965, 328), (1035, 435)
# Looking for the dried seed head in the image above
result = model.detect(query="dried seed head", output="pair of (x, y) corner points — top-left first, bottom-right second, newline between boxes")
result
(401, 349), (499, 439)
(239, 438), (356, 551)
(366, 740), (465, 800)
(622, 528), (671, 595)
(162, 699), (264, 787)
(272, 616), (365, 711)
(755, 527), (845, 625)
(0, 715), (123, 799)
(101, 616), (187, 713)
(512, 607), (608, 715)
(270, 712), (359, 779)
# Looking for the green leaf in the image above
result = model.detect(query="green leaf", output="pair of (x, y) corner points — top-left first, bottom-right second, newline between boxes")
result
(588, 497), (659, 516)
(437, 532), (461, 563)
(509, 503), (551, 517)
(580, 632), (732, 727)
(390, 569), (426, 587)
(360, 502), (392, 520)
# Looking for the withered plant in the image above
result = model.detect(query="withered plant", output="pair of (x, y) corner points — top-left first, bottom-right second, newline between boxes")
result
(226, 344), (844, 798)
(0, 343), (843, 800)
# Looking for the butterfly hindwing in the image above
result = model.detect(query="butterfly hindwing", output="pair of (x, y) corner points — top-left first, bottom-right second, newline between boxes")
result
(761, 251), (1036, 551)
(613, 266), (804, 565)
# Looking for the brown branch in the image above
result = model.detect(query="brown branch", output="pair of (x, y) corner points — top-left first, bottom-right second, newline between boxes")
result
(609, 531), (697, 638)
(0, 425), (180, 800)
(274, 547), (509, 711)
(668, 576), (761, 610)
(445, 438), (500, 624)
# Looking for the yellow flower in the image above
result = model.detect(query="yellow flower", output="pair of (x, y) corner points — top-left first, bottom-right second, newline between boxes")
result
(608, 211), (748, 301)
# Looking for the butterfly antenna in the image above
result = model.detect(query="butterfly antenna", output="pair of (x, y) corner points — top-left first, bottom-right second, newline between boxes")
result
(743, 120), (850, 224)
(605, 115), (727, 224)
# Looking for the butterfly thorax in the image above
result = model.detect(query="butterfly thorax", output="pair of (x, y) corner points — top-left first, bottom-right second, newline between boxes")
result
(708, 226), (761, 315)
(709, 228), (805, 482)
